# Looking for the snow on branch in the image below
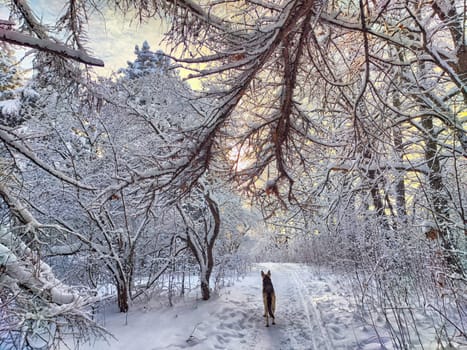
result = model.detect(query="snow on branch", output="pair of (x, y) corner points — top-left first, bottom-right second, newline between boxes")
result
(165, 0), (227, 31)
(0, 127), (96, 190)
(0, 186), (98, 312)
(0, 28), (104, 67)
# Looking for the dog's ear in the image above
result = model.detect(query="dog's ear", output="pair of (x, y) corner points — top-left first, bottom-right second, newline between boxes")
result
(267, 270), (271, 276)
(261, 271), (265, 277)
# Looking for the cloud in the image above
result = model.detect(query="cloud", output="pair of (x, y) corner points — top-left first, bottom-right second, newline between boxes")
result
(2, 1), (169, 76)
(87, 9), (169, 75)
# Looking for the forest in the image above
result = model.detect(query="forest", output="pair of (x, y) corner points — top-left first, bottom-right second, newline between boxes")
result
(0, 0), (465, 349)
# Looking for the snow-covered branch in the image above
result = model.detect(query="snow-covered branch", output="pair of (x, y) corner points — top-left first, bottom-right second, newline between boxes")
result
(0, 127), (96, 190)
(0, 28), (104, 67)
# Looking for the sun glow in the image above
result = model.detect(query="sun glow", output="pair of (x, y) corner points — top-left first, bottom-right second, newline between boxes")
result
(229, 146), (251, 172)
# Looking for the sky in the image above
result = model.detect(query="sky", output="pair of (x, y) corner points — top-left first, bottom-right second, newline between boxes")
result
(85, 8), (170, 75)
(1, 0), (170, 75)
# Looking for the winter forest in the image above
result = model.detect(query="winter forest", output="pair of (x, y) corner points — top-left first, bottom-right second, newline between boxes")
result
(0, 0), (465, 349)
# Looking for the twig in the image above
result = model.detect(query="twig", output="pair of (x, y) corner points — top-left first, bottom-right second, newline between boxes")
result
(428, 304), (467, 338)
(186, 322), (201, 343)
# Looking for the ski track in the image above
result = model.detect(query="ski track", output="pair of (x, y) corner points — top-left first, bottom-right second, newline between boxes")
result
(290, 268), (334, 350)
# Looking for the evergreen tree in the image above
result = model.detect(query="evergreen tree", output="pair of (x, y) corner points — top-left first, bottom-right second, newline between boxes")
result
(0, 47), (21, 93)
(0, 46), (23, 126)
(0, 45), (40, 127)
(119, 40), (171, 79)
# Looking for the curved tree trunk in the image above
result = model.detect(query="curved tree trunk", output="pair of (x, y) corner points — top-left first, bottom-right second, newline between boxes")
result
(179, 191), (221, 301)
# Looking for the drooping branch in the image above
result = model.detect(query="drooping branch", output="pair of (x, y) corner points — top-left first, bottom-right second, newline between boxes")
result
(0, 28), (104, 67)
(274, 5), (314, 195)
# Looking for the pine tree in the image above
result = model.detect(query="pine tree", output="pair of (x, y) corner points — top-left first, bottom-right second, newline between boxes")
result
(0, 46), (24, 126)
(0, 46), (22, 97)
(119, 41), (171, 79)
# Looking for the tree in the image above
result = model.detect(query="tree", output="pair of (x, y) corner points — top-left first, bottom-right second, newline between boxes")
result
(0, 44), (25, 126)
(0, 4), (106, 347)
(0, 1), (464, 346)
(0, 45), (21, 91)
(138, 0), (465, 273)
(177, 177), (254, 300)
(178, 186), (220, 300)
(14, 39), (212, 314)
(120, 40), (172, 79)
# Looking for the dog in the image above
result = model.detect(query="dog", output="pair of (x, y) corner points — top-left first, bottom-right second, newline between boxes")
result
(261, 270), (276, 327)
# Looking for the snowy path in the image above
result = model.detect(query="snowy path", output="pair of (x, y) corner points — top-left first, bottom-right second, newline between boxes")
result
(247, 264), (335, 350)
(76, 263), (407, 349)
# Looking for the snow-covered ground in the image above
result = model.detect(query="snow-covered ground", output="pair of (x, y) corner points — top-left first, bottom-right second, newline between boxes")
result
(77, 263), (461, 350)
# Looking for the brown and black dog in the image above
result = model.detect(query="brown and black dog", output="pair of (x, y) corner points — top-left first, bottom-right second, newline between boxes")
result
(261, 270), (276, 327)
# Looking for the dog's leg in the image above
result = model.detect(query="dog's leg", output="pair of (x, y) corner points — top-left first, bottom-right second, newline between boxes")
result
(271, 294), (276, 325)
(263, 294), (269, 327)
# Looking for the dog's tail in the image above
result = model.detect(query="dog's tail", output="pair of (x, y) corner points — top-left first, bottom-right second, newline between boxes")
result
(267, 293), (274, 318)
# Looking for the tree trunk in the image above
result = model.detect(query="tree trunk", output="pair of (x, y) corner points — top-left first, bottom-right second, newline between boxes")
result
(201, 279), (210, 300)
(116, 280), (129, 313)
(392, 92), (407, 223)
(364, 147), (390, 230)
(202, 193), (220, 300)
(422, 115), (463, 273)
(182, 191), (221, 301)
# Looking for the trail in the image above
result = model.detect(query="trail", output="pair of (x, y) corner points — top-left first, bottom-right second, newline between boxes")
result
(180, 262), (372, 350)
(249, 263), (333, 350)
(75, 263), (398, 350)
